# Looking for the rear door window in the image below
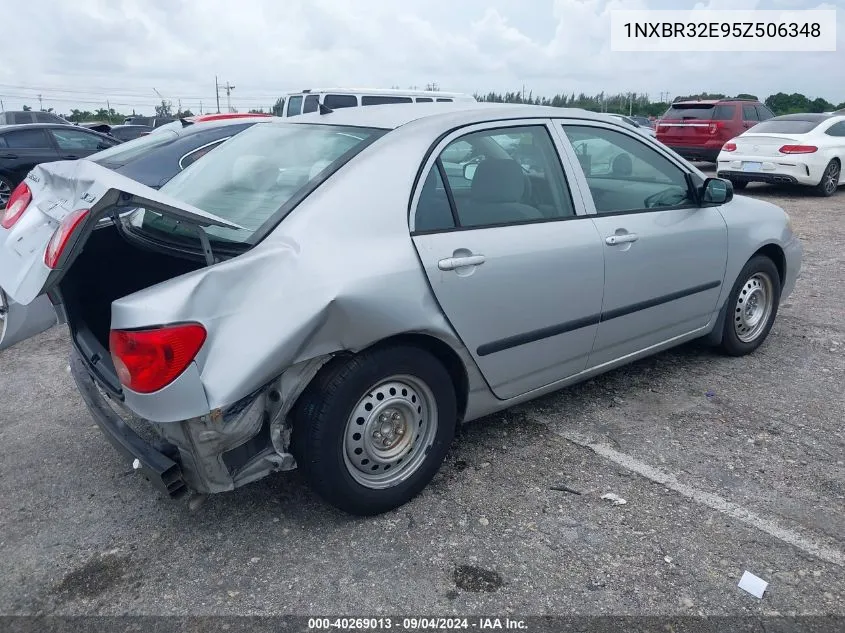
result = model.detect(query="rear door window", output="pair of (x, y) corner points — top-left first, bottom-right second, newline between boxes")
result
(50, 128), (109, 150)
(361, 95), (413, 105)
(415, 97), (433, 103)
(742, 105), (759, 121)
(286, 96), (303, 117)
(2, 128), (52, 148)
(712, 105), (736, 120)
(436, 98), (453, 103)
(324, 94), (357, 109)
(756, 105), (775, 120)
(825, 121), (845, 137)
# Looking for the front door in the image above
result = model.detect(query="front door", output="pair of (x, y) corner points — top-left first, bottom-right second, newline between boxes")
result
(411, 121), (605, 399)
(559, 123), (728, 367)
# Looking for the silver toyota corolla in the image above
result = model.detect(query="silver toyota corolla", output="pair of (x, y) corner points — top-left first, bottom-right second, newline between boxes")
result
(0, 103), (802, 515)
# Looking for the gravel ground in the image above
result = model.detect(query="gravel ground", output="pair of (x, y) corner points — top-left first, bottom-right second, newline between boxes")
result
(0, 172), (843, 617)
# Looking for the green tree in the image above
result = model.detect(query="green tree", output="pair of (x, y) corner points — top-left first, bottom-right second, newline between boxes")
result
(22, 105), (31, 111)
(272, 98), (284, 116)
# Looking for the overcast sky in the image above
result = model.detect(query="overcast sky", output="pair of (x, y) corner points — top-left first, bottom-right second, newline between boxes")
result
(1, 0), (842, 115)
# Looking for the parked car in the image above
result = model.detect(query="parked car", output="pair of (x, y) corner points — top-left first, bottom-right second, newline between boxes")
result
(0, 110), (71, 125)
(630, 115), (654, 129)
(0, 116), (274, 349)
(0, 123), (119, 209)
(0, 104), (801, 516)
(279, 88), (475, 118)
(124, 115), (177, 128)
(108, 124), (153, 142)
(608, 113), (657, 138)
(656, 98), (775, 163)
(150, 112), (272, 135)
(79, 122), (113, 134)
(717, 113), (845, 196)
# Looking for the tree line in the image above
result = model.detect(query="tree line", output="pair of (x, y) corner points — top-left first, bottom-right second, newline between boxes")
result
(472, 90), (845, 117)
(13, 90), (845, 124)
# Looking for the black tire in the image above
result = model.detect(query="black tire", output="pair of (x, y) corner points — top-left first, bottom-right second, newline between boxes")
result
(0, 174), (14, 210)
(719, 255), (781, 357)
(813, 159), (840, 197)
(292, 345), (457, 516)
(728, 179), (748, 190)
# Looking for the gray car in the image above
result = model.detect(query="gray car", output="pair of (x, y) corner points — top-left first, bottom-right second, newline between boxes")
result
(0, 103), (802, 515)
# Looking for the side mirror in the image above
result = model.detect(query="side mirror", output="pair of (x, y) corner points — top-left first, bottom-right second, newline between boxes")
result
(463, 163), (478, 181)
(702, 177), (733, 205)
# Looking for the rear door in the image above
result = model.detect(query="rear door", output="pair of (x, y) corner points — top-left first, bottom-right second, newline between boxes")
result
(0, 160), (245, 305)
(557, 122), (728, 367)
(742, 104), (760, 132)
(0, 128), (60, 190)
(410, 120), (605, 399)
(48, 127), (116, 159)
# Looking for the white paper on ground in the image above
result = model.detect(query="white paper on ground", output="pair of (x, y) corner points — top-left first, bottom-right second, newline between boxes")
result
(738, 571), (768, 598)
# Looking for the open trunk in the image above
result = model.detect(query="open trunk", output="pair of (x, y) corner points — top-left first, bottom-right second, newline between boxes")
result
(57, 224), (204, 395)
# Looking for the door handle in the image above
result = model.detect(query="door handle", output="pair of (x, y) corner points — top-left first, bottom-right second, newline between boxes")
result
(1, 153), (18, 159)
(438, 254), (486, 270)
(63, 155), (80, 159)
(605, 233), (638, 246)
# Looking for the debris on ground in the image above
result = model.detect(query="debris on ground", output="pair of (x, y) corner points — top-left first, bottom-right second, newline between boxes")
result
(550, 484), (582, 495)
(738, 570), (769, 599)
(600, 493), (627, 506)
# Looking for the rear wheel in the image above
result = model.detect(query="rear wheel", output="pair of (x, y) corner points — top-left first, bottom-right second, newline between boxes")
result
(814, 159), (840, 197)
(292, 345), (457, 515)
(0, 175), (13, 210)
(719, 256), (781, 356)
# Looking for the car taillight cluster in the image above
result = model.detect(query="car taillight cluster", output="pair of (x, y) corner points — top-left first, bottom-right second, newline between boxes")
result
(709, 121), (724, 135)
(1, 182), (32, 229)
(44, 208), (90, 269)
(778, 145), (818, 154)
(722, 142), (737, 152)
(109, 323), (207, 393)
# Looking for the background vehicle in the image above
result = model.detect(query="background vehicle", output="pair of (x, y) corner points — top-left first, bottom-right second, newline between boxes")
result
(0, 104), (801, 516)
(0, 110), (71, 125)
(630, 115), (654, 129)
(656, 98), (775, 162)
(89, 115), (276, 188)
(279, 88), (475, 117)
(608, 113), (657, 138)
(108, 124), (153, 142)
(151, 112), (272, 135)
(0, 123), (119, 208)
(123, 115), (177, 128)
(717, 113), (845, 196)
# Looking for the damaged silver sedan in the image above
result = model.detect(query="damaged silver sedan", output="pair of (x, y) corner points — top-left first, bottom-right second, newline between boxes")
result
(0, 104), (801, 515)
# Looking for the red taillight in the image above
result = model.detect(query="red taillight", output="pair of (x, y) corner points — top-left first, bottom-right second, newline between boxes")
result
(109, 323), (207, 394)
(1, 182), (32, 229)
(44, 208), (89, 269)
(709, 121), (723, 134)
(779, 145), (818, 154)
(723, 142), (737, 152)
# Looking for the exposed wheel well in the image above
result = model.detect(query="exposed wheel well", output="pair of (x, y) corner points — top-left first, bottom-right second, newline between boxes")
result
(753, 244), (785, 287)
(364, 333), (469, 423)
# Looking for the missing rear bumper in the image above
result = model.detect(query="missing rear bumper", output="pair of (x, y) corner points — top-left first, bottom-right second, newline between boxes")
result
(69, 349), (188, 498)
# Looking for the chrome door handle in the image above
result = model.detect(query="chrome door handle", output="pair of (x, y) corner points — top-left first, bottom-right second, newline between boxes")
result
(438, 255), (486, 270)
(605, 233), (638, 245)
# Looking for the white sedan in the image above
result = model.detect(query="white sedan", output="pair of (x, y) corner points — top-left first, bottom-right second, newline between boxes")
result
(717, 113), (845, 196)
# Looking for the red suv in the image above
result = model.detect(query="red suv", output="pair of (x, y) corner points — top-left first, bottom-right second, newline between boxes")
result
(656, 99), (775, 163)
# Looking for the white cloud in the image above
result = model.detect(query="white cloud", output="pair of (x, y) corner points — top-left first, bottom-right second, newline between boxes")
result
(1, 0), (843, 114)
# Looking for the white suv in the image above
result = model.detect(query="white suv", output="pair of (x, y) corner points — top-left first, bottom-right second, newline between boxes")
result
(280, 88), (475, 117)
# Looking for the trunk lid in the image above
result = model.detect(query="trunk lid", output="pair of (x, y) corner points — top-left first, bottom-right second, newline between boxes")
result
(730, 134), (807, 158)
(0, 160), (245, 305)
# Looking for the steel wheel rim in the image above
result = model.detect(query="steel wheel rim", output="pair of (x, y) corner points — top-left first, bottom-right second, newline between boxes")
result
(824, 162), (840, 194)
(734, 272), (774, 343)
(343, 374), (438, 490)
(0, 180), (11, 209)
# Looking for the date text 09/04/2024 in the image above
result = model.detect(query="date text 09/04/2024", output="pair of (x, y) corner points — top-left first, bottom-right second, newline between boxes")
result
(307, 617), (528, 630)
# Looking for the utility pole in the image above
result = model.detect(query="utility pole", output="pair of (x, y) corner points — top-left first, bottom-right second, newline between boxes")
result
(215, 76), (220, 113)
(200, 101), (203, 115)
(219, 81), (235, 112)
(38, 94), (43, 111)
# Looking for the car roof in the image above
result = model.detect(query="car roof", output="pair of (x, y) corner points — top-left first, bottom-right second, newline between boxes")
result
(0, 122), (109, 133)
(768, 113), (833, 122)
(281, 102), (623, 131)
(286, 87), (472, 99)
(155, 116), (282, 136)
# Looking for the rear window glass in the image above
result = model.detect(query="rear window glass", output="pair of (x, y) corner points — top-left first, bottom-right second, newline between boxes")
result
(131, 123), (385, 245)
(89, 129), (178, 167)
(415, 97), (433, 103)
(751, 120), (825, 134)
(361, 96), (413, 105)
(436, 98), (453, 103)
(324, 94), (357, 109)
(286, 96), (303, 116)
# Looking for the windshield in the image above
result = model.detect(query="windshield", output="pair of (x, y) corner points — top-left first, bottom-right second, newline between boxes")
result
(750, 119), (825, 134)
(129, 123), (385, 245)
(89, 129), (178, 167)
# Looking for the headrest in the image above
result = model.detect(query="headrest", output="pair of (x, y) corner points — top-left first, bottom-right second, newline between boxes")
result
(471, 159), (525, 203)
